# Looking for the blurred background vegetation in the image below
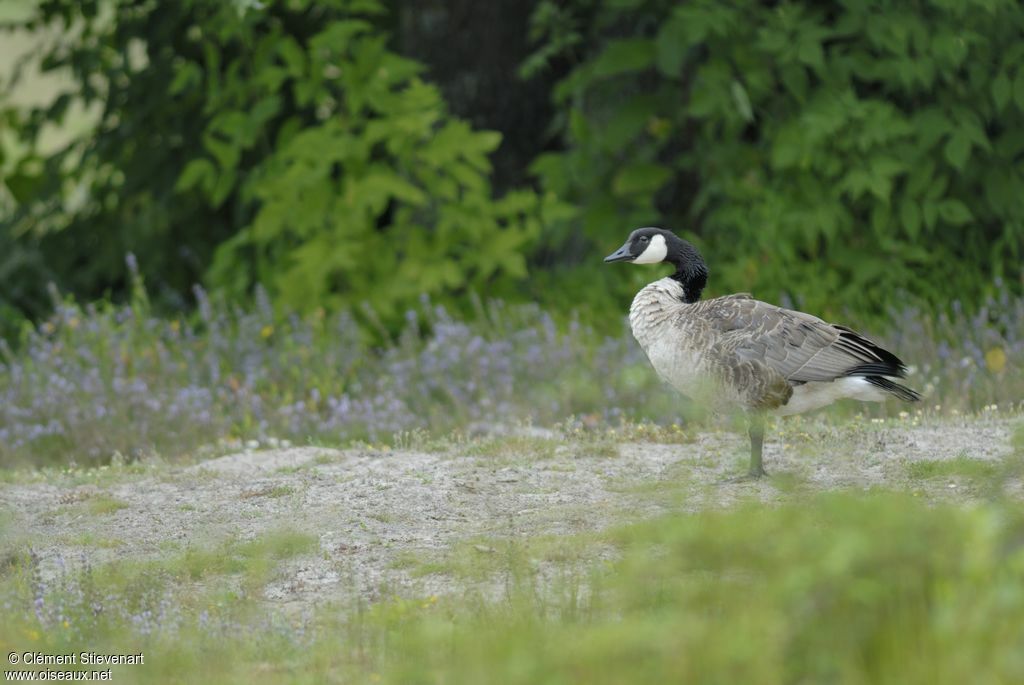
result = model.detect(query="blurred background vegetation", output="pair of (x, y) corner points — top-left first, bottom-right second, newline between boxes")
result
(0, 0), (1022, 469)
(2, 0), (1022, 333)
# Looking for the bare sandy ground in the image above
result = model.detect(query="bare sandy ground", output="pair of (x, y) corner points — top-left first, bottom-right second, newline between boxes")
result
(1, 414), (1019, 611)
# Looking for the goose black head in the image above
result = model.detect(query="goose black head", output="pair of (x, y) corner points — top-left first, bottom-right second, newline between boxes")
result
(604, 227), (708, 302)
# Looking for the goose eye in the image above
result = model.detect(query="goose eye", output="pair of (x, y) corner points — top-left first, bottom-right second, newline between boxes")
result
(639, 236), (649, 243)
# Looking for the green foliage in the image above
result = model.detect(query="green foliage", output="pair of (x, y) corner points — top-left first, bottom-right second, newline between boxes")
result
(526, 0), (1024, 321)
(0, 0), (554, 324)
(209, 39), (545, 316)
(4, 492), (1024, 683)
(193, 10), (555, 316)
(3, 0), (1024, 329)
(905, 453), (1018, 483)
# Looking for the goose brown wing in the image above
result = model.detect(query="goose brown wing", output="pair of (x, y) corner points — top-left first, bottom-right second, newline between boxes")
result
(699, 296), (908, 383)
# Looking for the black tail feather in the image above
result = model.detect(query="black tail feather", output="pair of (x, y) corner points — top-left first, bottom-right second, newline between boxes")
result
(864, 376), (921, 403)
(845, 362), (909, 378)
(834, 328), (909, 378)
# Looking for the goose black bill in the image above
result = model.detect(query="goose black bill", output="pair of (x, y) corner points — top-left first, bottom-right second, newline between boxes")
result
(604, 243), (633, 263)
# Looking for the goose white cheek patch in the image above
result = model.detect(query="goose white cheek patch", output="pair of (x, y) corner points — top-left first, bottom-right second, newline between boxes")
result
(632, 234), (668, 264)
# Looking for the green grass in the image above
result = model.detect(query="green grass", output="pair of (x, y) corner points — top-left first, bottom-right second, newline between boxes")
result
(84, 494), (129, 515)
(906, 453), (1024, 488)
(463, 435), (561, 462)
(240, 484), (294, 499)
(56, 529), (321, 620)
(906, 455), (999, 479)
(3, 493), (1023, 684)
(1012, 423), (1024, 453)
(169, 530), (316, 586)
(462, 430), (631, 463)
(350, 494), (1024, 685)
(392, 533), (604, 582)
(71, 532), (125, 549)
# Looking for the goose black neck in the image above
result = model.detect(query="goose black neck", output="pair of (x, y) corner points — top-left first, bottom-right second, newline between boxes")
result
(667, 243), (708, 303)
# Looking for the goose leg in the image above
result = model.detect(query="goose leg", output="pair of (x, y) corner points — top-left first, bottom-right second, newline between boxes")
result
(747, 414), (768, 478)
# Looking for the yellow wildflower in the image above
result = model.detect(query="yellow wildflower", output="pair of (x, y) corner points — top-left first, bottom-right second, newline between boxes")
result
(985, 347), (1007, 373)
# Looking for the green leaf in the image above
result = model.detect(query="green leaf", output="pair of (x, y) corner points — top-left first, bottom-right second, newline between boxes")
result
(779, 64), (809, 101)
(992, 71), (1011, 111)
(937, 199), (973, 225)
(569, 108), (589, 144)
(175, 158), (216, 193)
(1014, 69), (1024, 112)
(2, 171), (43, 204)
(770, 125), (805, 170)
(169, 62), (201, 96)
(730, 81), (754, 122)
(494, 189), (539, 215)
(838, 169), (875, 201)
(870, 203), (891, 236)
(943, 133), (970, 170)
(277, 37), (306, 77)
(797, 39), (824, 71)
(611, 162), (671, 196)
(905, 161), (935, 196)
(914, 108), (952, 150)
(371, 169), (429, 206)
(601, 95), (660, 150)
(925, 174), (949, 201)
(473, 130), (503, 155)
(655, 15), (688, 77)
(899, 199), (921, 239)
(922, 201), (938, 231)
(209, 167), (237, 208)
(871, 157), (906, 178)
(957, 113), (990, 152)
(590, 39), (656, 79)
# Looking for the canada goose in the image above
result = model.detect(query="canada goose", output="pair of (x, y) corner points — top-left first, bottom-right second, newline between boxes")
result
(605, 227), (921, 479)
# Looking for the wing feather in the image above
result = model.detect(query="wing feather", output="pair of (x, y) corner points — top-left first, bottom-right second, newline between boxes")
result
(696, 296), (908, 383)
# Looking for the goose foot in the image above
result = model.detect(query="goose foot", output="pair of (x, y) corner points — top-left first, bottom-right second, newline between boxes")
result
(720, 466), (768, 484)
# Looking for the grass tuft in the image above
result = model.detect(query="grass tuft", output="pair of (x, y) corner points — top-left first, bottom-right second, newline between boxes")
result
(906, 454), (1003, 481)
(84, 495), (129, 515)
(240, 484), (294, 499)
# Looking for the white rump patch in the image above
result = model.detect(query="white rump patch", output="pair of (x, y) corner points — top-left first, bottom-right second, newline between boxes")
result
(633, 234), (668, 264)
(774, 377), (889, 416)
